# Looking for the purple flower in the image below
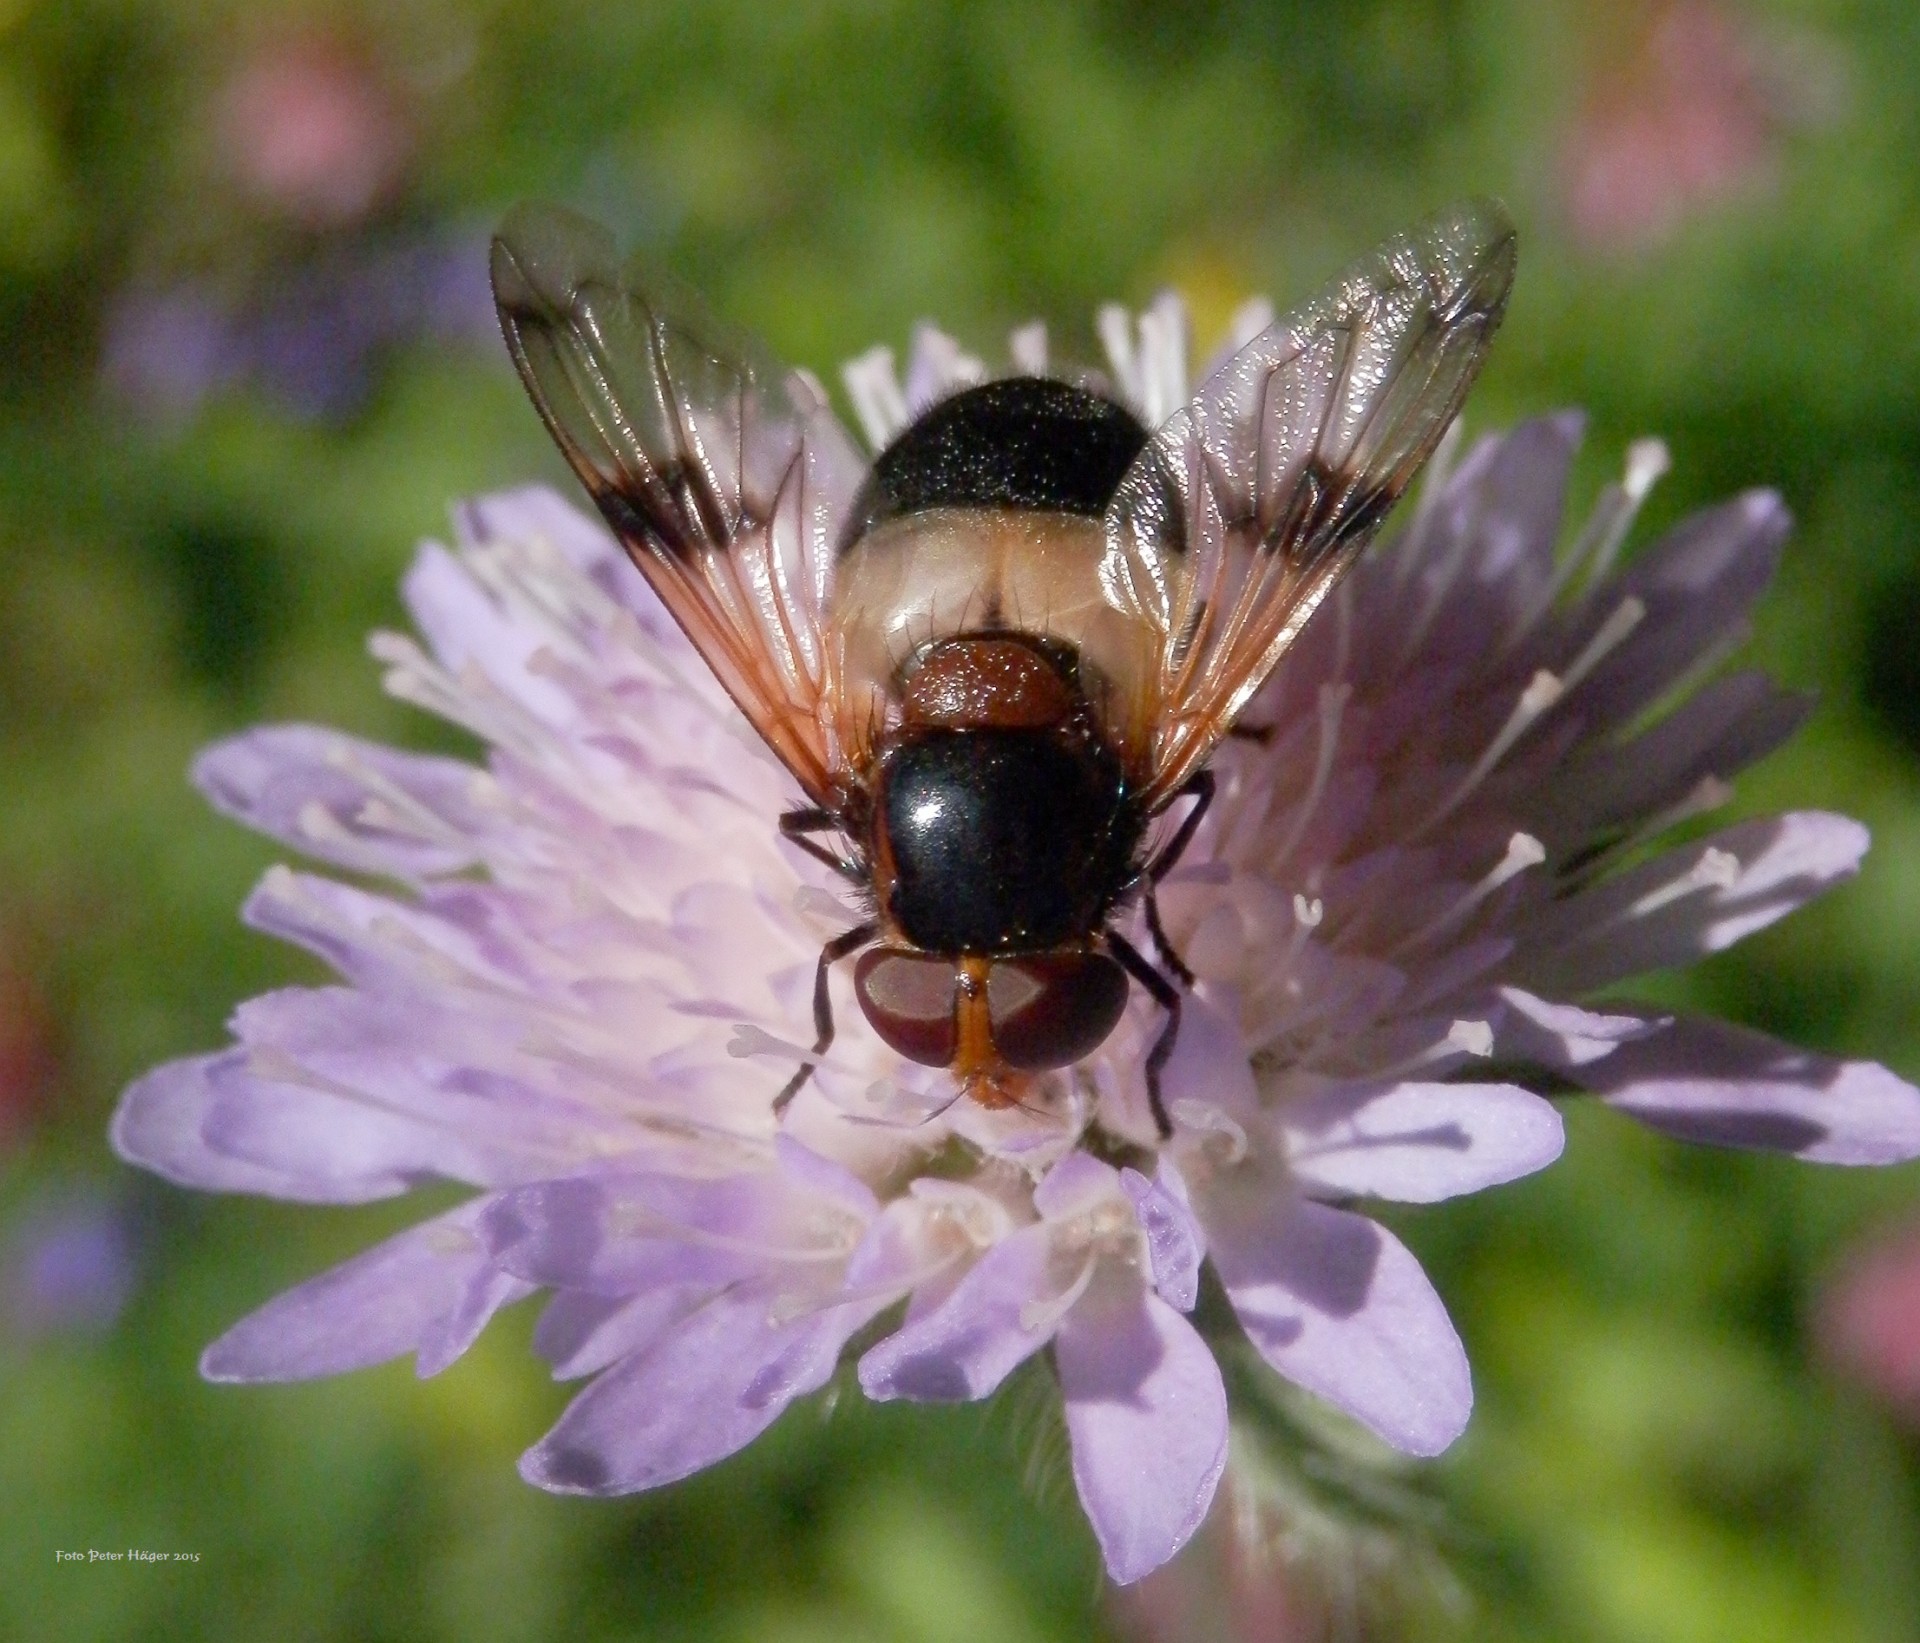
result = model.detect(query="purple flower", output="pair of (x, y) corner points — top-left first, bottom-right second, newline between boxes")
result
(114, 303), (1920, 1585)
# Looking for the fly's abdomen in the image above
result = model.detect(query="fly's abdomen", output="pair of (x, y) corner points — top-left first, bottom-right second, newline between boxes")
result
(876, 727), (1138, 954)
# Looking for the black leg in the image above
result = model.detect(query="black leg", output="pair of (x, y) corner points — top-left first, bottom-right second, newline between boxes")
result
(773, 921), (878, 1115)
(1228, 722), (1274, 744)
(1109, 929), (1178, 1140)
(779, 807), (863, 882)
(1146, 768), (1214, 883)
(1144, 885), (1194, 988)
(1140, 768), (1211, 985)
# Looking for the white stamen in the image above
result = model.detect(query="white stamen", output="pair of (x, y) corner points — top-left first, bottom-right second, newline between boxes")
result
(1171, 1098), (1249, 1167)
(1386, 832), (1546, 959)
(323, 741), (467, 847)
(1138, 293), (1190, 425)
(791, 886), (857, 924)
(1408, 670), (1565, 843)
(1389, 416), (1466, 596)
(1557, 597), (1647, 695)
(903, 324), (986, 413)
(1505, 439), (1668, 646)
(1096, 303), (1144, 409)
(1563, 776), (1735, 893)
(1355, 1018), (1495, 1084)
(1448, 1019), (1495, 1057)
(1581, 438), (1671, 592)
(1017, 1254), (1097, 1335)
(1624, 846), (1741, 920)
(1008, 321), (1048, 376)
(1269, 684), (1350, 868)
(727, 1024), (813, 1065)
(841, 345), (909, 450)
(1223, 296), (1275, 355)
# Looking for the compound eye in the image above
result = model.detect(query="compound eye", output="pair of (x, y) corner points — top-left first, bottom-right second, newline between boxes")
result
(854, 949), (959, 1067)
(987, 952), (1130, 1071)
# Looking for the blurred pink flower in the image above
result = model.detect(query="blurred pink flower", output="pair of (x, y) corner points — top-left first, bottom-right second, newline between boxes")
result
(1817, 1214), (1920, 1421)
(1560, 2), (1837, 253)
(115, 299), (1920, 1585)
(218, 32), (414, 230)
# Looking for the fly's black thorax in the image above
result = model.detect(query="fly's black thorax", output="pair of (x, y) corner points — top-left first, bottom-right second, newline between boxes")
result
(872, 723), (1143, 955)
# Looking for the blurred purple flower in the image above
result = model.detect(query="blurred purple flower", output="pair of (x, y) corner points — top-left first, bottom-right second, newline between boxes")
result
(114, 302), (1920, 1584)
(3, 1186), (138, 1339)
(102, 233), (495, 423)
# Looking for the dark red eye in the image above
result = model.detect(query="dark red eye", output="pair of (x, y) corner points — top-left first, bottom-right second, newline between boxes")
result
(854, 949), (959, 1067)
(986, 952), (1129, 1071)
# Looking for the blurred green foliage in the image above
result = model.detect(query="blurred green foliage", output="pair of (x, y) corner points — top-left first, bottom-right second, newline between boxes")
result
(4, 1), (1920, 1638)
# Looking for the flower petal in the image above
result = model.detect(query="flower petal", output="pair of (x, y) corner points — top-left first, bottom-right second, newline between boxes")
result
(193, 725), (488, 879)
(1283, 1079), (1564, 1203)
(858, 1224), (1060, 1402)
(520, 1281), (877, 1494)
(112, 1051), (409, 1204)
(1576, 1013), (1920, 1164)
(1496, 986), (1665, 1069)
(1518, 811), (1869, 993)
(482, 1159), (868, 1294)
(1056, 1270), (1227, 1585)
(1121, 1166), (1204, 1310)
(1201, 1186), (1470, 1454)
(201, 1199), (525, 1381)
(531, 1288), (711, 1380)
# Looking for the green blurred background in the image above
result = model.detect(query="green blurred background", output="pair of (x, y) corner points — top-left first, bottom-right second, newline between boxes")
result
(5, 1), (1920, 1638)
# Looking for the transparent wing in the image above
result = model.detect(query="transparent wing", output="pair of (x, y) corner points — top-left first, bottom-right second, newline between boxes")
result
(1102, 200), (1517, 807)
(491, 202), (868, 806)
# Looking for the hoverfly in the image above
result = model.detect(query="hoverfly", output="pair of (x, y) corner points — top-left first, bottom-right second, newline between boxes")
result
(490, 201), (1514, 1135)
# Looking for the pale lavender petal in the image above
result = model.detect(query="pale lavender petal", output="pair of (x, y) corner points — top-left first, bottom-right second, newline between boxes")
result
(202, 1198), (515, 1381)
(1496, 987), (1665, 1069)
(218, 988), (632, 1187)
(1577, 1013), (1920, 1164)
(192, 726), (487, 878)
(1574, 489), (1789, 726)
(1121, 1167), (1203, 1311)
(1056, 1271), (1228, 1586)
(418, 1265), (537, 1377)
(456, 486), (623, 579)
(858, 1225), (1059, 1402)
(1201, 1186), (1470, 1454)
(401, 543), (578, 725)
(1545, 669), (1811, 840)
(1457, 413), (1582, 604)
(1162, 990), (1259, 1116)
(242, 868), (540, 997)
(1520, 812), (1869, 993)
(1033, 1150), (1120, 1219)
(481, 1166), (858, 1294)
(112, 1052), (410, 1204)
(533, 1287), (710, 1380)
(521, 1281), (879, 1494)
(1283, 1079), (1564, 1203)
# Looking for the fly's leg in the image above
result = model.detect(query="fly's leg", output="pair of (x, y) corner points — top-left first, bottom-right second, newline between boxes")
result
(1141, 768), (1212, 985)
(779, 807), (863, 883)
(1144, 887), (1194, 988)
(1108, 929), (1178, 1140)
(1146, 768), (1214, 881)
(773, 921), (878, 1116)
